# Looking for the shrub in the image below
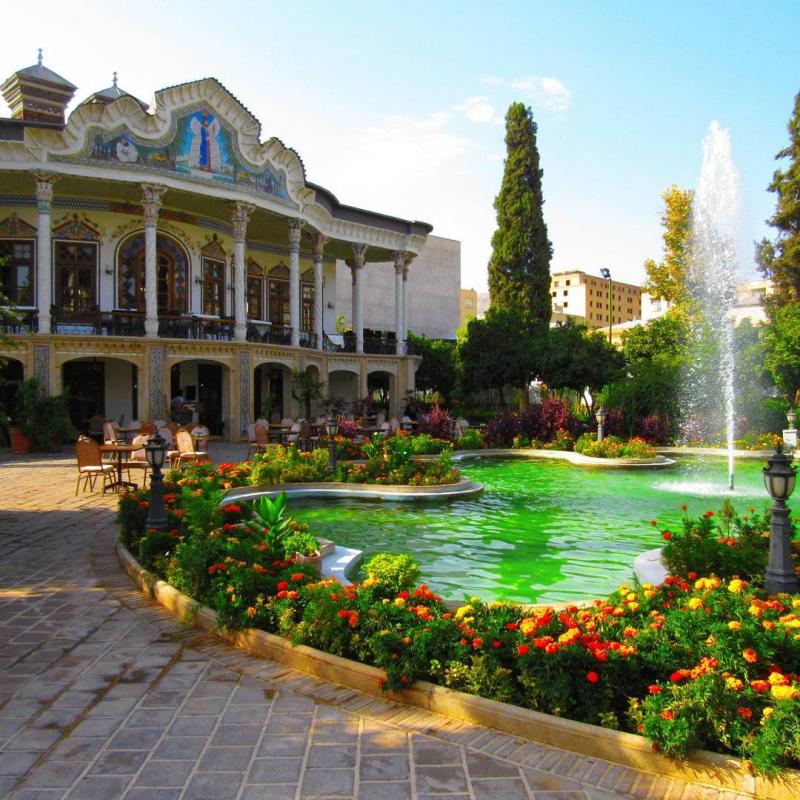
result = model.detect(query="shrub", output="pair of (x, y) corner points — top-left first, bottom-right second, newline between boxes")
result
(541, 427), (575, 451)
(638, 413), (671, 445)
(574, 433), (656, 459)
(407, 433), (453, 455)
(418, 406), (454, 439)
(249, 445), (329, 485)
(457, 428), (484, 450)
(363, 553), (420, 595)
(485, 410), (520, 447)
(283, 529), (319, 557)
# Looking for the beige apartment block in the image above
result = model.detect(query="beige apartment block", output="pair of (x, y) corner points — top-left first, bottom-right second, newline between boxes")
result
(459, 287), (478, 328)
(550, 270), (642, 328)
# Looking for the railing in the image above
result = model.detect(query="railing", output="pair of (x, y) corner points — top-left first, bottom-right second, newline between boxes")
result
(363, 335), (399, 355)
(102, 311), (145, 337)
(1, 308), (38, 334)
(157, 315), (234, 340)
(52, 306), (102, 336)
(299, 331), (317, 349)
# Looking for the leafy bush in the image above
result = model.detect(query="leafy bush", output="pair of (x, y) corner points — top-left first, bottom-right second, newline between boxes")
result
(484, 410), (520, 447)
(574, 433), (656, 459)
(417, 406), (454, 439)
(283, 530), (319, 557)
(407, 433), (453, 455)
(637, 413), (671, 445)
(457, 428), (484, 450)
(541, 427), (575, 452)
(249, 445), (329, 485)
(363, 553), (420, 596)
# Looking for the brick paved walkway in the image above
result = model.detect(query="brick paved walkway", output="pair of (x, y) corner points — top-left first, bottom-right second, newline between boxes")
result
(0, 448), (745, 800)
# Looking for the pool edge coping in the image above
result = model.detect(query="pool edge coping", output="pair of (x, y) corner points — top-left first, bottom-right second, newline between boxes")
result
(115, 541), (800, 800)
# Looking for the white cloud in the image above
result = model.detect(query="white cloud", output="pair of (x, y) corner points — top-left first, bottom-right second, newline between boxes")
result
(452, 95), (497, 124)
(510, 76), (572, 112)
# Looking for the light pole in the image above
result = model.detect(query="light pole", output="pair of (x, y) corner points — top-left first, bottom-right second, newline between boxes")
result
(762, 444), (798, 595)
(595, 406), (607, 442)
(326, 414), (339, 475)
(144, 432), (168, 531)
(600, 267), (612, 344)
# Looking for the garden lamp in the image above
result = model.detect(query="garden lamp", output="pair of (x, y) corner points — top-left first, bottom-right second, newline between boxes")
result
(599, 267), (612, 344)
(144, 432), (168, 531)
(595, 406), (607, 442)
(326, 414), (339, 474)
(762, 444), (798, 595)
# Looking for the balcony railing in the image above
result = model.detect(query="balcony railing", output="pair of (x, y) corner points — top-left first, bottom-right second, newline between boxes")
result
(1, 307), (38, 334)
(157, 315), (234, 340)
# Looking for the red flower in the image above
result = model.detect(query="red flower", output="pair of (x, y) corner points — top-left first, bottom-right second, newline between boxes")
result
(661, 710), (674, 720)
(742, 648), (758, 664)
(681, 504), (687, 511)
(737, 706), (753, 720)
(492, 640), (502, 648)
(544, 643), (560, 655)
(650, 519), (658, 527)
(704, 510), (714, 518)
(505, 622), (519, 631)
(517, 644), (529, 656)
(662, 532), (672, 541)
(337, 609), (350, 618)
(586, 671), (599, 684)
(648, 684), (662, 694)
(472, 638), (483, 649)
(687, 571), (697, 580)
(277, 581), (288, 591)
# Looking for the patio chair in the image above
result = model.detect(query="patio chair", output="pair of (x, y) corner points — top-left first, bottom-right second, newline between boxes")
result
(389, 417), (400, 434)
(125, 433), (150, 487)
(102, 421), (119, 444)
(75, 436), (115, 495)
(252, 423), (271, 455)
(139, 422), (156, 435)
(189, 424), (210, 450)
(163, 421), (178, 434)
(87, 414), (106, 442)
(157, 426), (174, 447)
(379, 422), (391, 438)
(173, 428), (210, 468)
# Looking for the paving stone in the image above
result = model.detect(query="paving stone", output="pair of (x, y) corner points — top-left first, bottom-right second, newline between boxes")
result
(357, 781), (412, 800)
(182, 772), (241, 800)
(89, 749), (148, 775)
(65, 775), (131, 799)
(151, 737), (207, 760)
(247, 757), (303, 784)
(414, 764), (470, 794)
(306, 745), (357, 768)
(471, 777), (531, 800)
(240, 785), (298, 800)
(197, 746), (254, 771)
(467, 751), (522, 779)
(22, 761), (87, 788)
(133, 760), (194, 788)
(359, 754), (409, 781)
(299, 767), (354, 797)
(256, 734), (308, 757)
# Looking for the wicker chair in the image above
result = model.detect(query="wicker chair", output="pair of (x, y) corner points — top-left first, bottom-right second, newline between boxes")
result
(124, 433), (150, 488)
(173, 428), (210, 468)
(75, 436), (115, 495)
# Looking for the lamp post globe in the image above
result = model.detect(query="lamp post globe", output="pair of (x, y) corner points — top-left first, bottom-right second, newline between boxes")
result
(599, 267), (612, 344)
(763, 444), (798, 595)
(326, 415), (339, 474)
(144, 432), (169, 531)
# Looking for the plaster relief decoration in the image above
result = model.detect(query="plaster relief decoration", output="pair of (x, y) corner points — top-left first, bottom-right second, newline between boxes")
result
(52, 214), (100, 241)
(0, 213), (37, 237)
(239, 349), (250, 435)
(148, 345), (166, 421)
(33, 345), (49, 392)
(68, 109), (288, 201)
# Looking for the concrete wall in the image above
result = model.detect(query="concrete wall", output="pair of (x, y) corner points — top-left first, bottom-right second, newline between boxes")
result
(105, 358), (135, 423)
(335, 235), (461, 340)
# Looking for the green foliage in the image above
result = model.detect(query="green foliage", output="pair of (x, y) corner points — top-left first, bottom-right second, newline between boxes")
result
(138, 530), (179, 571)
(764, 303), (800, 404)
(733, 319), (784, 434)
(457, 428), (485, 450)
(13, 378), (77, 449)
(363, 553), (420, 596)
(409, 334), (459, 405)
(622, 314), (688, 363)
(283, 529), (319, 557)
(248, 445), (330, 485)
(488, 103), (552, 330)
(643, 185), (694, 306)
(405, 433), (453, 455)
(543, 321), (624, 410)
(290, 368), (325, 420)
(758, 91), (800, 306)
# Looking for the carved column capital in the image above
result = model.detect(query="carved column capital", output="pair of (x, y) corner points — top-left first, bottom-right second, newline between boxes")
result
(288, 219), (302, 250)
(139, 184), (167, 226)
(32, 172), (58, 212)
(311, 231), (328, 260)
(393, 250), (410, 274)
(230, 201), (255, 242)
(351, 242), (368, 267)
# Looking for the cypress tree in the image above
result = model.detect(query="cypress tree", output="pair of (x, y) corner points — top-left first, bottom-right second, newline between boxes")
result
(488, 103), (552, 330)
(758, 91), (800, 305)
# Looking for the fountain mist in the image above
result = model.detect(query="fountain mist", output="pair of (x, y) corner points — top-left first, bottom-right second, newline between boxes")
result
(682, 122), (742, 490)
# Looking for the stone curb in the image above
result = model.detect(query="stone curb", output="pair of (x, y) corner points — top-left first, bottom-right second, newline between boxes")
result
(450, 448), (675, 468)
(115, 542), (800, 800)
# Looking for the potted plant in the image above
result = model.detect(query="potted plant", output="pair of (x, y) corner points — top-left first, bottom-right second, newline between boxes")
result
(9, 378), (77, 453)
(283, 529), (322, 574)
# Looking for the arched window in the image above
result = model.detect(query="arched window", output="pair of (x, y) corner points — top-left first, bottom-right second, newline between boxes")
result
(247, 258), (265, 320)
(117, 233), (189, 314)
(200, 238), (226, 316)
(268, 263), (290, 330)
(301, 267), (314, 333)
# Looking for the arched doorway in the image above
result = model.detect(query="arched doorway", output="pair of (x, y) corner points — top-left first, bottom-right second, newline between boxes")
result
(0, 358), (24, 443)
(253, 362), (290, 421)
(328, 369), (359, 414)
(170, 359), (229, 435)
(117, 232), (190, 314)
(61, 357), (139, 432)
(367, 370), (395, 417)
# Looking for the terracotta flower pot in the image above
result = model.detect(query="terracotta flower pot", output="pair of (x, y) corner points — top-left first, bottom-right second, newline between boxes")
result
(9, 427), (32, 455)
(294, 551), (322, 575)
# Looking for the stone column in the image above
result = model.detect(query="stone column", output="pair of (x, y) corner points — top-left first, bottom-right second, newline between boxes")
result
(140, 184), (167, 337)
(350, 243), (367, 354)
(401, 257), (412, 355)
(288, 220), (302, 347)
(312, 232), (327, 351)
(231, 202), (255, 342)
(33, 173), (57, 335)
(393, 251), (407, 356)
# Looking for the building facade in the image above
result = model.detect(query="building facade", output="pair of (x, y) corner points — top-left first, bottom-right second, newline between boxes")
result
(0, 57), (444, 438)
(550, 270), (643, 328)
(459, 287), (477, 329)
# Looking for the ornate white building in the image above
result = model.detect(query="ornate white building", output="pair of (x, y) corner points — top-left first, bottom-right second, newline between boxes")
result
(0, 55), (454, 438)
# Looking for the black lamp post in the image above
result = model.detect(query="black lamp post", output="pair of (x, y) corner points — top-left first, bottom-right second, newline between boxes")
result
(595, 406), (607, 442)
(763, 444), (798, 595)
(326, 415), (339, 474)
(600, 267), (612, 344)
(144, 432), (169, 531)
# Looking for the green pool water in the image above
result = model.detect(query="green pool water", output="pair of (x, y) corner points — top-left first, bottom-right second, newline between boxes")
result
(291, 456), (775, 605)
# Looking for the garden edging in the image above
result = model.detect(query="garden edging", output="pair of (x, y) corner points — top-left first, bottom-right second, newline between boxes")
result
(450, 448), (675, 468)
(115, 541), (800, 800)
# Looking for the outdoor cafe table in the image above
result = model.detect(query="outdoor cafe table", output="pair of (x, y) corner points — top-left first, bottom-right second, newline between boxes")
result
(269, 424), (291, 444)
(99, 443), (140, 491)
(116, 425), (141, 443)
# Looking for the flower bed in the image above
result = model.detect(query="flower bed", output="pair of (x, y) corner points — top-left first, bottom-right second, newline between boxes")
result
(117, 482), (800, 776)
(574, 433), (657, 459)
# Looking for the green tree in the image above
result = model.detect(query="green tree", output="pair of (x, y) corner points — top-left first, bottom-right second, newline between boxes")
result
(734, 320), (784, 433)
(290, 368), (325, 420)
(488, 103), (552, 330)
(643, 185), (694, 306)
(757, 91), (800, 305)
(763, 303), (800, 405)
(459, 307), (539, 406)
(408, 333), (458, 406)
(542, 321), (624, 412)
(622, 314), (688, 363)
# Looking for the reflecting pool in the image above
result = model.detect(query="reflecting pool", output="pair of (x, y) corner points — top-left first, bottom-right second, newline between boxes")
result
(291, 456), (772, 605)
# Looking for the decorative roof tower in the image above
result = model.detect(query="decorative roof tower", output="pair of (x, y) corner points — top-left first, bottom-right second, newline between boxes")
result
(82, 72), (147, 110)
(1, 49), (77, 125)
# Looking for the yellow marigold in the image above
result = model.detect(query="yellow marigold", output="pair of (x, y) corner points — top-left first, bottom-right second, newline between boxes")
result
(771, 684), (800, 701)
(393, 598), (406, 607)
(728, 620), (742, 631)
(761, 706), (775, 725)
(769, 672), (789, 686)
(727, 579), (747, 594)
(705, 635), (717, 646)
(687, 598), (704, 610)
(455, 604), (473, 619)
(725, 677), (744, 691)
(362, 577), (379, 588)
(558, 628), (581, 645)
(519, 618), (537, 636)
(695, 577), (720, 591)
(792, 599), (800, 609)
(782, 619), (800, 630)
(642, 583), (655, 591)
(763, 621), (776, 631)
(618, 584), (631, 594)
(628, 602), (640, 612)
(644, 590), (657, 599)
(749, 604), (764, 617)
(626, 592), (638, 602)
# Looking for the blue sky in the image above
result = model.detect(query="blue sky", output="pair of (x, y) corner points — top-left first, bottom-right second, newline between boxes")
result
(3, 1), (799, 291)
